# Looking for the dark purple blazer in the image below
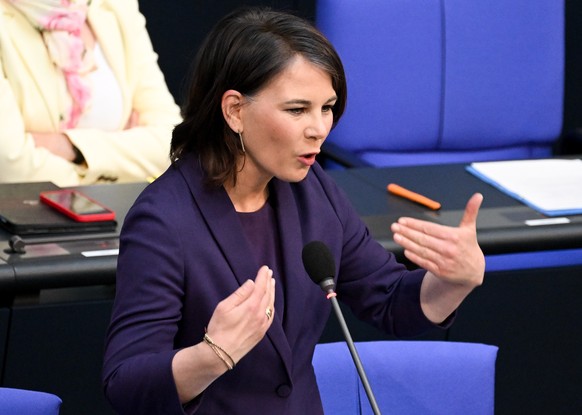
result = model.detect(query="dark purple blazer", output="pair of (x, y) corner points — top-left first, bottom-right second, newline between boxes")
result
(102, 154), (439, 414)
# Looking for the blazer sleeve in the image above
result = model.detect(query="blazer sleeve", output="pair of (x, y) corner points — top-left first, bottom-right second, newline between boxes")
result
(102, 180), (189, 414)
(311, 165), (448, 338)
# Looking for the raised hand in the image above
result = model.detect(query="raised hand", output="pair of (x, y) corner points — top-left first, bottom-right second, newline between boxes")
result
(390, 193), (485, 287)
(172, 265), (276, 403)
(205, 265), (276, 364)
(390, 193), (485, 323)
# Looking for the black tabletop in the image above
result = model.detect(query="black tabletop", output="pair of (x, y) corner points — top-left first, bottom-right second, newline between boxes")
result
(327, 163), (582, 255)
(2, 162), (582, 291)
(0, 182), (147, 291)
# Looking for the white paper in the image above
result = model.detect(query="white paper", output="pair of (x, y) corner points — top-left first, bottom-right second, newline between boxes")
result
(468, 159), (582, 214)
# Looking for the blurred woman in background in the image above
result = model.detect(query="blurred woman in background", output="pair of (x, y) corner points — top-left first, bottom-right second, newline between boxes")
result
(0, 0), (181, 185)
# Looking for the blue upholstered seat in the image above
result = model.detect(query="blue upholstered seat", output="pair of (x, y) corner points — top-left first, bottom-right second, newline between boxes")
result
(316, 0), (564, 168)
(0, 387), (62, 414)
(313, 340), (498, 415)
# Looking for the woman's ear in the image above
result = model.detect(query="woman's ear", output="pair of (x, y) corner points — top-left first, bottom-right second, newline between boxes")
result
(222, 90), (244, 133)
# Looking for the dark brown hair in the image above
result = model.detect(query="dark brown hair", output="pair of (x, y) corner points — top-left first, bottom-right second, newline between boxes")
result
(170, 7), (347, 186)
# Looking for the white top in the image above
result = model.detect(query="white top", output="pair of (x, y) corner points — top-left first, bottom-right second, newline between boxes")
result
(76, 43), (124, 131)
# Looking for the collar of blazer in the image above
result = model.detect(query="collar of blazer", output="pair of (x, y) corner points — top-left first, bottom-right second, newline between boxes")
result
(175, 154), (323, 373)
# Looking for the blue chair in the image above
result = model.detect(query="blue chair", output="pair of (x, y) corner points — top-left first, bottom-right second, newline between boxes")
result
(313, 340), (498, 415)
(317, 0), (577, 271)
(0, 387), (62, 415)
(316, 0), (564, 168)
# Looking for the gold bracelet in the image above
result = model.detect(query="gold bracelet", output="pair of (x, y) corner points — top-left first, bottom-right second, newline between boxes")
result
(203, 330), (236, 371)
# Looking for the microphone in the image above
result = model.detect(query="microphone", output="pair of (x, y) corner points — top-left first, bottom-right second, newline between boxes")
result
(302, 241), (381, 415)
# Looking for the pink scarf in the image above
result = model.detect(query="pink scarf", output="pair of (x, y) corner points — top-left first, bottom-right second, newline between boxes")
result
(9, 0), (93, 128)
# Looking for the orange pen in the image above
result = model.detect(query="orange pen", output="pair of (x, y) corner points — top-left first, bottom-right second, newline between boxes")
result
(387, 183), (442, 210)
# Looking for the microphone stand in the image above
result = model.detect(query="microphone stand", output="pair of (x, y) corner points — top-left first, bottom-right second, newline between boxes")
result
(302, 241), (381, 414)
(328, 294), (382, 415)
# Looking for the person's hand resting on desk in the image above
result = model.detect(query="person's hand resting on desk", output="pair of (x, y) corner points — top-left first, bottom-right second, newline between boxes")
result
(391, 193), (485, 324)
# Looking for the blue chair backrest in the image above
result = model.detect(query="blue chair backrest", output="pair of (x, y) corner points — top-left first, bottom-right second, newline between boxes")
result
(316, 0), (564, 167)
(0, 387), (62, 414)
(313, 340), (499, 414)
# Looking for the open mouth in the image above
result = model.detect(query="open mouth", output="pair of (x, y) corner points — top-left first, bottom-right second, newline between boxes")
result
(298, 153), (317, 166)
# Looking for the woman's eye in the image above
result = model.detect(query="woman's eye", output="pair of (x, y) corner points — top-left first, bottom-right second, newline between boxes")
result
(322, 105), (334, 113)
(287, 108), (305, 115)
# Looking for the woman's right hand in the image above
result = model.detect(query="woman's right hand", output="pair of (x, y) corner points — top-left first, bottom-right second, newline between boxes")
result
(172, 266), (276, 403)
(205, 265), (276, 364)
(31, 132), (77, 161)
(124, 110), (140, 129)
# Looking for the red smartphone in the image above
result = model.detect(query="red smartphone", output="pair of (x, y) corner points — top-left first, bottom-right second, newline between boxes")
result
(39, 189), (116, 222)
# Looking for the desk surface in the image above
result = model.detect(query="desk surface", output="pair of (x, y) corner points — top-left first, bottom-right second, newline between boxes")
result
(327, 162), (582, 255)
(0, 182), (147, 292)
(2, 162), (582, 291)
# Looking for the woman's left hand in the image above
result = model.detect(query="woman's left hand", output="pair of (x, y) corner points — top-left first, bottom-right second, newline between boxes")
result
(391, 193), (485, 288)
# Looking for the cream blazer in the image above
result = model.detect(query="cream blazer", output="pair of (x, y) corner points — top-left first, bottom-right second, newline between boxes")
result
(0, 0), (182, 185)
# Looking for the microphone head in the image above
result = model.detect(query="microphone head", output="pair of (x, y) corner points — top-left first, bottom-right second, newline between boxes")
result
(302, 241), (336, 286)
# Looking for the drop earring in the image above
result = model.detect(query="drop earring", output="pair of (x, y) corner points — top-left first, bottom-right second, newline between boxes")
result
(238, 131), (246, 153)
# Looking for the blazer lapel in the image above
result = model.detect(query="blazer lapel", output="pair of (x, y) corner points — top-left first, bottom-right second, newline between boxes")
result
(270, 179), (314, 350)
(178, 159), (294, 375)
(2, 4), (61, 130)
